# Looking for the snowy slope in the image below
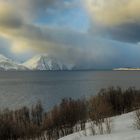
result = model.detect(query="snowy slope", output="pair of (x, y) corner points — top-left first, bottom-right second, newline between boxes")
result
(23, 54), (68, 70)
(0, 54), (27, 70)
(59, 111), (140, 140)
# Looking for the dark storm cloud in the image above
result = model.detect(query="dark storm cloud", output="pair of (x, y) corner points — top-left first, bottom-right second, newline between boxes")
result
(0, 12), (23, 29)
(97, 23), (140, 43)
(85, 0), (140, 43)
(110, 23), (140, 43)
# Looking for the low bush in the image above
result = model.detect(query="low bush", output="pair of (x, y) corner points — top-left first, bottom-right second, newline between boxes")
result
(0, 86), (140, 139)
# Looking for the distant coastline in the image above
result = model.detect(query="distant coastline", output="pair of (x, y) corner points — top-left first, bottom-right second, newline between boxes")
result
(113, 68), (140, 71)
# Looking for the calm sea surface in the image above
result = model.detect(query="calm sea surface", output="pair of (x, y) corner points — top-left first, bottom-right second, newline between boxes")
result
(0, 71), (140, 110)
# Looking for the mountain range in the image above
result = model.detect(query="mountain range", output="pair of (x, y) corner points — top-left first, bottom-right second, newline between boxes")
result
(0, 54), (69, 71)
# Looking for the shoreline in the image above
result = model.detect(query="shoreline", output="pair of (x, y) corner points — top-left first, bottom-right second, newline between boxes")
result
(113, 68), (140, 71)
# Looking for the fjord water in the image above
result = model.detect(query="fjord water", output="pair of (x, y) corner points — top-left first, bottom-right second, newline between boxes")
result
(0, 71), (140, 110)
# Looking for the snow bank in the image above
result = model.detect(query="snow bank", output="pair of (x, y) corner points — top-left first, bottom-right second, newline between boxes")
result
(59, 111), (140, 140)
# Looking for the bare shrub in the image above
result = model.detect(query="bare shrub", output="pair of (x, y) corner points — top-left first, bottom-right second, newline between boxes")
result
(0, 86), (140, 139)
(90, 122), (96, 135)
(89, 94), (112, 134)
(104, 118), (112, 134)
(134, 109), (140, 129)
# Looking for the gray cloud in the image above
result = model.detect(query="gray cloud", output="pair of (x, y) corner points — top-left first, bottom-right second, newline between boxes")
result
(85, 0), (140, 26)
(0, 16), (22, 29)
(85, 0), (140, 43)
(0, 2), (23, 29)
(89, 22), (140, 43)
(8, 0), (79, 21)
(107, 23), (140, 43)
(1, 0), (140, 68)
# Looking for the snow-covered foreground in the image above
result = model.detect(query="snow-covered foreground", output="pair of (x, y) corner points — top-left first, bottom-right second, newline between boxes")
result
(59, 111), (140, 140)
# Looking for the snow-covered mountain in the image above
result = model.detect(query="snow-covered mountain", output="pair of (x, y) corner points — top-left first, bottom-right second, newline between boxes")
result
(23, 54), (68, 70)
(0, 54), (27, 71)
(0, 54), (70, 71)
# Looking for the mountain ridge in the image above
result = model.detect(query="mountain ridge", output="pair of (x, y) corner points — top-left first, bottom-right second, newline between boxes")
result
(0, 54), (27, 71)
(0, 54), (69, 71)
(23, 54), (68, 70)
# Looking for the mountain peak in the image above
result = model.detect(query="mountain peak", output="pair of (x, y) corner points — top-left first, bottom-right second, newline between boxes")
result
(23, 54), (68, 70)
(0, 54), (9, 61)
(0, 54), (69, 71)
(0, 54), (27, 70)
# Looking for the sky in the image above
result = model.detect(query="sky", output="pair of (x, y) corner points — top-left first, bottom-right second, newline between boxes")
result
(0, 0), (140, 68)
